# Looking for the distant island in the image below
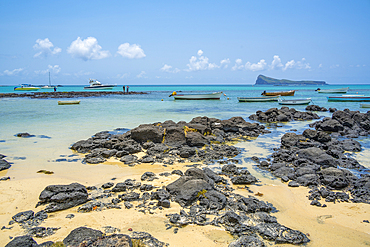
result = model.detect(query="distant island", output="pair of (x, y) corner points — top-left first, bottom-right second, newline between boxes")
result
(255, 75), (327, 86)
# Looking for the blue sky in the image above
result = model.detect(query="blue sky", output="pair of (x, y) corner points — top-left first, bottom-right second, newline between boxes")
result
(0, 0), (369, 85)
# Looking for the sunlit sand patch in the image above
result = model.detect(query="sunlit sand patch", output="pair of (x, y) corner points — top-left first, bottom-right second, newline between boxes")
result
(353, 148), (370, 169)
(0, 160), (237, 246)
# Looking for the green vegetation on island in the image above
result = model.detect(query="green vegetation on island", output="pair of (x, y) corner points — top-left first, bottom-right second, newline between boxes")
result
(255, 75), (327, 86)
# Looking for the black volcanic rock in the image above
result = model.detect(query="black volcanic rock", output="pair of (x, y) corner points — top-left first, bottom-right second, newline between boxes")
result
(249, 107), (320, 122)
(71, 116), (270, 165)
(36, 183), (89, 212)
(5, 235), (38, 247)
(0, 156), (11, 171)
(63, 227), (103, 246)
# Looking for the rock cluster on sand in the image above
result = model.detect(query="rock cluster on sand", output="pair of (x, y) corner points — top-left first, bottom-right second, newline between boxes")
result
(5, 227), (166, 247)
(165, 167), (309, 245)
(9, 111), (370, 246)
(257, 110), (370, 206)
(7, 210), (58, 239)
(7, 166), (309, 246)
(0, 154), (11, 171)
(249, 107), (320, 122)
(71, 116), (270, 165)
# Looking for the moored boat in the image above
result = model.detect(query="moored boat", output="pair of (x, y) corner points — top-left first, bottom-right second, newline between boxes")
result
(327, 95), (370, 102)
(170, 91), (223, 100)
(84, 79), (114, 90)
(278, 97), (311, 105)
(261, 90), (295, 96)
(238, 96), (279, 102)
(316, 87), (349, 93)
(360, 103), (370, 108)
(41, 72), (56, 89)
(14, 84), (40, 91)
(58, 100), (81, 105)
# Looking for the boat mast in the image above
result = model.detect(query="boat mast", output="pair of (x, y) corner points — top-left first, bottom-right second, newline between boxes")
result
(49, 72), (51, 86)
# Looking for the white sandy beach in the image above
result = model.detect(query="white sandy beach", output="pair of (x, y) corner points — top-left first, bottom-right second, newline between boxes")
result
(1, 144), (370, 246)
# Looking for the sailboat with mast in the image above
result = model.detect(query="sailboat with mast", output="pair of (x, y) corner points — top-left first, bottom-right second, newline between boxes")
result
(41, 72), (55, 89)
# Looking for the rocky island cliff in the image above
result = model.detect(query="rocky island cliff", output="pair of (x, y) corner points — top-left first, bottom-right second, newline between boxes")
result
(255, 74), (327, 86)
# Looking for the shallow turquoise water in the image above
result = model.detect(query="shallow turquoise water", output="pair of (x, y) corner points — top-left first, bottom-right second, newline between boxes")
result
(1, 84), (370, 180)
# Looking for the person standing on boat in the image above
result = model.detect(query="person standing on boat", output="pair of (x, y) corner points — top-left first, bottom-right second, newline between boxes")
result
(123, 85), (126, 93)
(54, 87), (56, 92)
(126, 86), (129, 93)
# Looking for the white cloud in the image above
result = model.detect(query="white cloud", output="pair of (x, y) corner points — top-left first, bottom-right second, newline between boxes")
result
(270, 55), (283, 70)
(67, 37), (110, 61)
(231, 56), (311, 72)
(33, 38), (61, 58)
(232, 59), (244, 71)
(117, 43), (146, 59)
(220, 58), (230, 68)
(160, 64), (172, 72)
(35, 65), (61, 75)
(245, 59), (267, 71)
(283, 58), (311, 71)
(185, 50), (219, 71)
(319, 64), (323, 68)
(49, 65), (61, 74)
(160, 64), (180, 73)
(1, 68), (24, 76)
(137, 71), (147, 78)
(284, 60), (296, 70)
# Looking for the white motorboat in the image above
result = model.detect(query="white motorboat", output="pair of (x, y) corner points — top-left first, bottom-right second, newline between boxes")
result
(170, 91), (223, 100)
(84, 79), (114, 90)
(238, 96), (279, 102)
(278, 97), (312, 105)
(316, 87), (349, 93)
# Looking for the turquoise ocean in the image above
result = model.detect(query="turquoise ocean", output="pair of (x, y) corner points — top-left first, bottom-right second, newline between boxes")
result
(1, 84), (370, 246)
(1, 84), (370, 180)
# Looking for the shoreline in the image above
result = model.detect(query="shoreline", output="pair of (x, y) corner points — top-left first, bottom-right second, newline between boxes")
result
(2, 111), (370, 246)
(0, 91), (147, 99)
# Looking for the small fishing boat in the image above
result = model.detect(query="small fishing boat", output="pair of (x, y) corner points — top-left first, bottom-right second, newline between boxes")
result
(58, 100), (81, 105)
(170, 91), (223, 100)
(316, 87), (349, 93)
(14, 84), (40, 91)
(238, 96), (279, 102)
(261, 90), (295, 96)
(327, 95), (370, 102)
(84, 79), (114, 90)
(360, 103), (370, 108)
(278, 97), (311, 105)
